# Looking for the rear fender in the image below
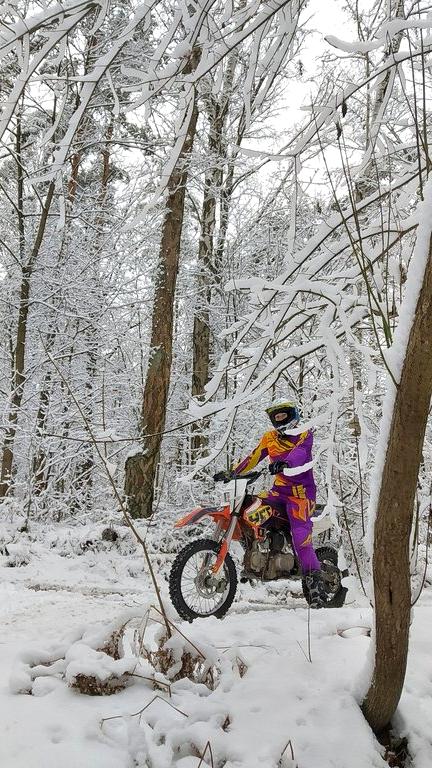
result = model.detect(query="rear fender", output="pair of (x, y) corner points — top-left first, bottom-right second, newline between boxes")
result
(311, 507), (333, 535)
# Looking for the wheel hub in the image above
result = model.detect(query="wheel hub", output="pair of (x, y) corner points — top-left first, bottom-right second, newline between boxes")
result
(195, 572), (228, 596)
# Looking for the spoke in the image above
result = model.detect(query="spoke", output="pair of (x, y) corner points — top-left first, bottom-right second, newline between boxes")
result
(180, 547), (231, 615)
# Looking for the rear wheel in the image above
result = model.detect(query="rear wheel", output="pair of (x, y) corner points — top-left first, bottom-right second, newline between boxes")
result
(169, 538), (237, 622)
(316, 545), (338, 566)
(302, 546), (347, 608)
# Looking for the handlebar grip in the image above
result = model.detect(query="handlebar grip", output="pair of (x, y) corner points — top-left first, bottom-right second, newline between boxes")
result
(213, 471), (232, 483)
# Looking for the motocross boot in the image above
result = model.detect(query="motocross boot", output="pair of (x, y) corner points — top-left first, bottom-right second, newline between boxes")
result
(304, 569), (328, 608)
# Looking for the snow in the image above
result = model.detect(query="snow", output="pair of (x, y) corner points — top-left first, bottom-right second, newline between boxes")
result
(1, 518), (432, 767)
(325, 35), (383, 54)
(326, 18), (432, 55)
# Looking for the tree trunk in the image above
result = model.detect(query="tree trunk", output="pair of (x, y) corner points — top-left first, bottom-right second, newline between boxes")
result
(191, 104), (224, 459)
(361, 229), (432, 734)
(74, 119), (114, 502)
(191, 48), (239, 460)
(124, 49), (200, 518)
(0, 132), (55, 497)
(32, 370), (52, 494)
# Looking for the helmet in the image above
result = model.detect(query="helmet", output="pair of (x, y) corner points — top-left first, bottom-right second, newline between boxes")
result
(265, 399), (300, 434)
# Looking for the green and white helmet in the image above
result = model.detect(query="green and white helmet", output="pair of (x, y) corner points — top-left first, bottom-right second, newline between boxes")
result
(265, 399), (300, 433)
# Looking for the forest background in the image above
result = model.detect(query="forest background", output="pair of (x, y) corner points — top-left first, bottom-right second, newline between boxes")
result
(1, 0), (427, 524)
(1, 0), (432, 760)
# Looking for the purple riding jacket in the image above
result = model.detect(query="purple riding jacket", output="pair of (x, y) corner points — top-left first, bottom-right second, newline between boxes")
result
(232, 428), (316, 502)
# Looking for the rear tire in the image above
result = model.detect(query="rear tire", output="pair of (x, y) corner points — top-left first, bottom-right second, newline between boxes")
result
(169, 538), (237, 622)
(302, 546), (347, 608)
(315, 545), (338, 566)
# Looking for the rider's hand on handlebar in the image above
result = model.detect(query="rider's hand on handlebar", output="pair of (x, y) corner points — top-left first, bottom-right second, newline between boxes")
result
(213, 470), (233, 483)
(268, 460), (288, 475)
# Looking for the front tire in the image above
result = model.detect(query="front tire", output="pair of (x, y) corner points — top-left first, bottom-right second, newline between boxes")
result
(169, 538), (238, 622)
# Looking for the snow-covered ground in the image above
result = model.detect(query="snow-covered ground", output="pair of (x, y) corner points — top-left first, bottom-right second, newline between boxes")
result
(0, 518), (431, 768)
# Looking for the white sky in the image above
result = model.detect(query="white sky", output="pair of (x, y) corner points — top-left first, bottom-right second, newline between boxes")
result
(279, 0), (356, 131)
(240, 1), (359, 193)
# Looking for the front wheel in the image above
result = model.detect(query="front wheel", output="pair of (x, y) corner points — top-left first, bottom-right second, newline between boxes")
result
(302, 546), (347, 608)
(169, 538), (238, 622)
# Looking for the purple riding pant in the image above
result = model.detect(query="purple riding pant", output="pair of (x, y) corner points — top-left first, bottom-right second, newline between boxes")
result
(259, 492), (321, 573)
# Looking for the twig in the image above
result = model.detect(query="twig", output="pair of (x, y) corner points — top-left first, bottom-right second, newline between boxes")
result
(295, 640), (311, 664)
(337, 460), (367, 597)
(280, 739), (295, 762)
(127, 672), (172, 695)
(197, 740), (215, 768)
(150, 605), (206, 660)
(43, 416), (204, 443)
(100, 694), (188, 726)
(135, 606), (152, 657)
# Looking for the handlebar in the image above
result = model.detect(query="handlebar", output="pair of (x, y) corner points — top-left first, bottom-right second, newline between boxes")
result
(213, 462), (290, 483)
(237, 471), (263, 483)
(213, 470), (264, 484)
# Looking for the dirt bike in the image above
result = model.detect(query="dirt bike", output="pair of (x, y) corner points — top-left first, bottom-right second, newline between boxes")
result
(169, 470), (348, 621)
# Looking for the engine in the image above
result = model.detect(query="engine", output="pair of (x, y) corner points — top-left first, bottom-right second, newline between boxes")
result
(243, 530), (295, 580)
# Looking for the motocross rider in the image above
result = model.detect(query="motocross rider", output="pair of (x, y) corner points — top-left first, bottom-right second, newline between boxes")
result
(228, 399), (327, 607)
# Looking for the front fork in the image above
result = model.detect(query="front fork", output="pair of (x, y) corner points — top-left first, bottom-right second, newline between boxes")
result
(212, 515), (239, 574)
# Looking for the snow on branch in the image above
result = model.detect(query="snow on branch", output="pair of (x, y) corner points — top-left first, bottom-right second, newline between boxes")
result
(326, 17), (432, 55)
(279, 36), (432, 162)
(41, 3), (154, 179)
(0, 0), (102, 55)
(190, 166), (421, 423)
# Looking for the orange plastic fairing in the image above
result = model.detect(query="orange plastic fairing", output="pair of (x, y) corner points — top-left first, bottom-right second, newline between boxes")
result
(174, 505), (242, 540)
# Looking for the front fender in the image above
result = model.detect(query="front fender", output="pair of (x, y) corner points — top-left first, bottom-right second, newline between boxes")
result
(174, 505), (242, 540)
(175, 506), (226, 528)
